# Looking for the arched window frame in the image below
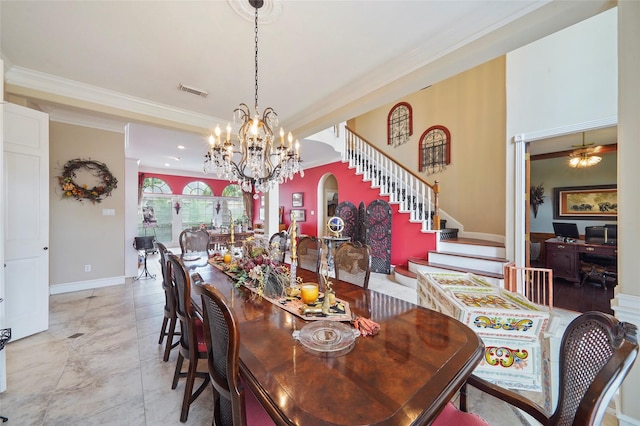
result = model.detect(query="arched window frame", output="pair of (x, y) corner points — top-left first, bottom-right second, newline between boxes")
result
(418, 125), (451, 175)
(182, 180), (213, 196)
(143, 177), (172, 194)
(387, 102), (413, 147)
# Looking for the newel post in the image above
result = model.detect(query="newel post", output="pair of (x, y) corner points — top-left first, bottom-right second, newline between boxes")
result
(433, 180), (440, 230)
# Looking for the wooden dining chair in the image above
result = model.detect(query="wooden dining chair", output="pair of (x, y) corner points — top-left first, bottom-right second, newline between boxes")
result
(167, 253), (211, 423)
(179, 229), (210, 254)
(268, 231), (288, 263)
(434, 311), (639, 426)
(296, 236), (321, 281)
(194, 282), (275, 426)
(334, 241), (372, 289)
(156, 242), (181, 362)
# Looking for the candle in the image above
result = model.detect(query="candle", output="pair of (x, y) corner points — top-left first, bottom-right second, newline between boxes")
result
(226, 123), (231, 141)
(295, 139), (299, 156)
(291, 216), (297, 260)
(214, 125), (221, 147)
(300, 284), (319, 305)
(280, 127), (285, 147)
(288, 131), (293, 150)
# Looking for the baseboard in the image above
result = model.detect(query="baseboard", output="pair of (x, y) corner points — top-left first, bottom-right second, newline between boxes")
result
(50, 276), (126, 295)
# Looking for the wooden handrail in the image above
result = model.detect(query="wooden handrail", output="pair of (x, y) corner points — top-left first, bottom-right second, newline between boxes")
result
(344, 125), (441, 230)
(345, 126), (439, 193)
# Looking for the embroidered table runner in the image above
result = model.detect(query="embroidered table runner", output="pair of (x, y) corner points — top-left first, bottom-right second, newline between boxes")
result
(209, 259), (352, 322)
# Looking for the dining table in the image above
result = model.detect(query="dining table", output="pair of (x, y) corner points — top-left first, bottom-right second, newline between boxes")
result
(184, 255), (484, 426)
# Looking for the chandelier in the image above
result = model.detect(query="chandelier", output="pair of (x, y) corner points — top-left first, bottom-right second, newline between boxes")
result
(568, 132), (602, 168)
(203, 0), (303, 195)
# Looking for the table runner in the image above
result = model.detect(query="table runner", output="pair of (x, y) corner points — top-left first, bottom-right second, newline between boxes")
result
(209, 259), (352, 322)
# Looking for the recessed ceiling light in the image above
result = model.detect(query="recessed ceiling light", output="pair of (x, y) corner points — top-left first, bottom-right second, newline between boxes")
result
(178, 145), (185, 149)
(164, 163), (170, 167)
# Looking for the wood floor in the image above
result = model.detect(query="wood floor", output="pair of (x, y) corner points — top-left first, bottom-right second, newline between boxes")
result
(553, 278), (614, 315)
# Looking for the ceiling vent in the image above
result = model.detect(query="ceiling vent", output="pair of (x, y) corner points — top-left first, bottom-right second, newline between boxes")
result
(178, 83), (208, 98)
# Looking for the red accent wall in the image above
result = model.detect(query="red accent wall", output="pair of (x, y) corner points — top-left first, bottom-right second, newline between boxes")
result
(279, 161), (436, 266)
(139, 172), (231, 196)
(141, 164), (437, 266)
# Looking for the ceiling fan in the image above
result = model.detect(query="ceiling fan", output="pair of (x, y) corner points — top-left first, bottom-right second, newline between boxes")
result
(568, 132), (602, 168)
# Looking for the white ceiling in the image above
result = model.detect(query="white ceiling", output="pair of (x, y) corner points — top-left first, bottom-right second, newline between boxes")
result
(1, 0), (614, 176)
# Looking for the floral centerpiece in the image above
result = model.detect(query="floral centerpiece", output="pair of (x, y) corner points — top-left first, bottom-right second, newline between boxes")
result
(233, 236), (290, 299)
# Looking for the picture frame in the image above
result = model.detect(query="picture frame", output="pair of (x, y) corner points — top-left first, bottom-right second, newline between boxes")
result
(292, 192), (304, 207)
(290, 209), (306, 222)
(553, 184), (617, 220)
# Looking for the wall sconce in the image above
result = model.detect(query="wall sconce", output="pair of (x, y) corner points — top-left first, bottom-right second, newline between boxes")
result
(174, 202), (181, 214)
(215, 202), (221, 215)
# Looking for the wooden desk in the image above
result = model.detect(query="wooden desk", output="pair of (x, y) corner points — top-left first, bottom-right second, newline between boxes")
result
(545, 238), (617, 283)
(186, 261), (484, 426)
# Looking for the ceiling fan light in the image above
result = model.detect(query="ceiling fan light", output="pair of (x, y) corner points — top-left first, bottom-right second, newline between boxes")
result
(568, 153), (602, 168)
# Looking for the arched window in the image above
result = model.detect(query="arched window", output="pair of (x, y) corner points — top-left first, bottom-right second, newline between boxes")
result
(222, 184), (242, 197)
(183, 181), (212, 196)
(387, 102), (412, 147)
(419, 125), (451, 175)
(143, 177), (171, 194)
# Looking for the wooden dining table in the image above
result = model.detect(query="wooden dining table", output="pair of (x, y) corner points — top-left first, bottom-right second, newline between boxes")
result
(184, 257), (484, 426)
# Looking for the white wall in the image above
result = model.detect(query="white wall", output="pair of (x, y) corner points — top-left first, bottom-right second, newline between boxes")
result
(507, 9), (617, 135)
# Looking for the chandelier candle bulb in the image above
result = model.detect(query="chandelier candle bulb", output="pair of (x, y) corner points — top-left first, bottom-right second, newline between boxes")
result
(226, 123), (231, 141)
(280, 128), (285, 146)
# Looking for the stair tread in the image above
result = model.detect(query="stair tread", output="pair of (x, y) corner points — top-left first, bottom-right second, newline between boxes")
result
(428, 250), (509, 263)
(442, 237), (504, 248)
(408, 260), (504, 280)
(393, 264), (417, 279)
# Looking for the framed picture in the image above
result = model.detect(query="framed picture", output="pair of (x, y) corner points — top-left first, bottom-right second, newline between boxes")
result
(292, 192), (304, 207)
(553, 184), (617, 220)
(290, 209), (306, 222)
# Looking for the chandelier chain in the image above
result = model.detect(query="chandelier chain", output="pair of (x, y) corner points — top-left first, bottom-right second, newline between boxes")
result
(254, 6), (259, 113)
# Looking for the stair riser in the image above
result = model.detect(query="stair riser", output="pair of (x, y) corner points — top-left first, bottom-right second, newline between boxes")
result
(438, 242), (505, 258)
(393, 272), (418, 289)
(426, 253), (506, 274)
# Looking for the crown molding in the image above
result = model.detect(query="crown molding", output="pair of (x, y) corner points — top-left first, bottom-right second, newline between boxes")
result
(5, 66), (220, 129)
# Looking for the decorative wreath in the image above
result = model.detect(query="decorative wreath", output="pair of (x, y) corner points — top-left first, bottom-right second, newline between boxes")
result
(58, 158), (118, 204)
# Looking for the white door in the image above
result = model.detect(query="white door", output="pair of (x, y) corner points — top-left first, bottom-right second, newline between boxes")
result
(3, 103), (49, 341)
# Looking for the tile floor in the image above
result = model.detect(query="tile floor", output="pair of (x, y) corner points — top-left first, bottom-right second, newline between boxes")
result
(0, 253), (610, 425)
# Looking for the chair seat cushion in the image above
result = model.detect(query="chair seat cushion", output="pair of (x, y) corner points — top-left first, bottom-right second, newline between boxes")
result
(242, 377), (275, 425)
(194, 318), (207, 353)
(432, 402), (489, 426)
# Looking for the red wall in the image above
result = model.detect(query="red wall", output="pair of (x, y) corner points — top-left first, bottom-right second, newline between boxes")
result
(280, 161), (436, 266)
(142, 164), (436, 266)
(139, 172), (232, 196)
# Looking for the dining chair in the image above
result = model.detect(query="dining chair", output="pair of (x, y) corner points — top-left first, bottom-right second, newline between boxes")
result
(179, 229), (210, 254)
(156, 242), (181, 362)
(334, 241), (372, 289)
(194, 282), (275, 426)
(268, 231), (288, 263)
(167, 253), (211, 423)
(296, 236), (322, 281)
(434, 311), (639, 426)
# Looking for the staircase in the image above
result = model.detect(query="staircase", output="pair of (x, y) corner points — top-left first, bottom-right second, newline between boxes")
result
(394, 238), (508, 289)
(342, 127), (509, 289)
